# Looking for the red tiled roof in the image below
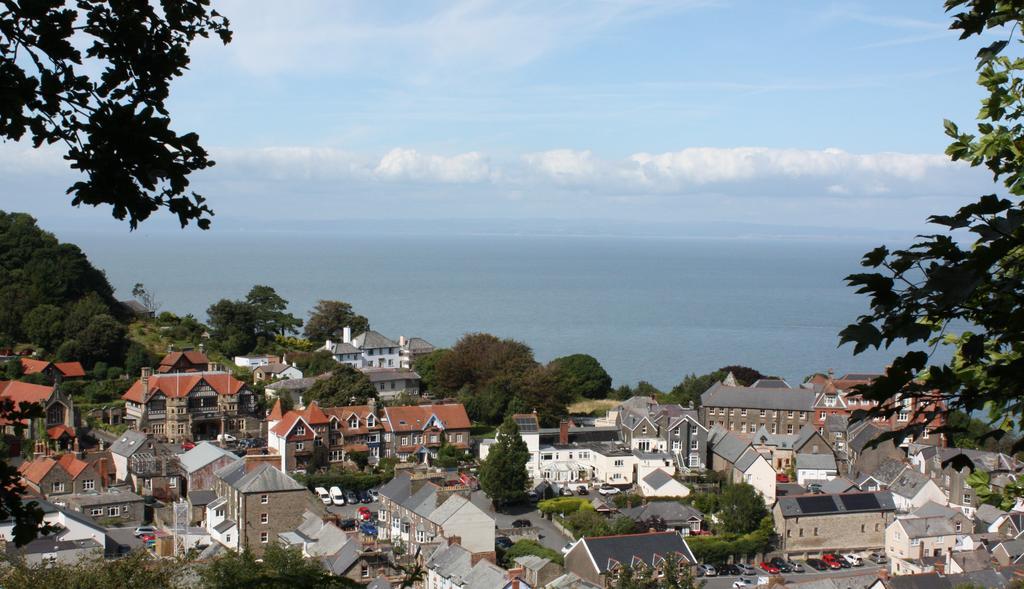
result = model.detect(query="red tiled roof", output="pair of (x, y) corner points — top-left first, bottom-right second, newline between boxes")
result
(0, 381), (55, 405)
(384, 403), (471, 433)
(47, 424), (75, 439)
(121, 372), (245, 403)
(19, 457), (57, 484)
(156, 351), (210, 373)
(268, 399), (284, 421)
(322, 405), (380, 436)
(343, 443), (370, 452)
(53, 362), (85, 378)
(269, 402), (330, 437)
(19, 358), (50, 375)
(56, 453), (89, 478)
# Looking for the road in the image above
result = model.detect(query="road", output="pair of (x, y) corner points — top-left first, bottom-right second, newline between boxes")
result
(106, 526), (144, 554)
(468, 490), (573, 552)
(698, 564), (883, 588)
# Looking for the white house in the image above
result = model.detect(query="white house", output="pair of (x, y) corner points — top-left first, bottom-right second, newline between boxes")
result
(638, 468), (691, 498)
(795, 452), (838, 486)
(735, 448), (776, 505)
(253, 362), (304, 383)
(323, 328), (401, 369)
(233, 355), (276, 369)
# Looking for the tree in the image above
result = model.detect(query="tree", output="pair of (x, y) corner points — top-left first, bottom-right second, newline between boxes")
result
(548, 353), (613, 400)
(304, 365), (377, 407)
(667, 370), (726, 408)
(131, 283), (160, 313)
(0, 398), (51, 546)
(434, 435), (469, 468)
(246, 285), (302, 336)
(303, 300), (369, 343)
(78, 314), (128, 367)
(413, 348), (452, 396)
(20, 304), (64, 350)
(716, 365), (764, 386)
(838, 2), (1024, 471)
(479, 415), (529, 509)
(435, 333), (538, 393)
(200, 543), (359, 588)
(124, 342), (157, 378)
(502, 539), (565, 567)
(716, 483), (768, 534)
(0, 1), (232, 229)
(208, 286), (301, 356)
(0, 549), (186, 589)
(63, 292), (114, 339)
(512, 365), (576, 427)
(292, 350), (339, 377)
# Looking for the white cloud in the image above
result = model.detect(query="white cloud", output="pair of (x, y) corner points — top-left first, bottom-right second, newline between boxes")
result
(374, 148), (492, 183)
(520, 149), (597, 184)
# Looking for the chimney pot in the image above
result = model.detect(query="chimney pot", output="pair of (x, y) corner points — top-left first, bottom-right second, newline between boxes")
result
(559, 419), (570, 445)
(342, 327), (352, 344)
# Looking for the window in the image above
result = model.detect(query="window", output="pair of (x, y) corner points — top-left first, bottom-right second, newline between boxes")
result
(923, 429), (930, 439)
(83, 479), (95, 491)
(260, 531), (269, 543)
(690, 439), (699, 450)
(260, 513), (269, 524)
(401, 437), (409, 445)
(799, 528), (804, 537)
(861, 524), (865, 532)
(911, 538), (921, 546)
(90, 508), (103, 516)
(614, 459), (624, 466)
(261, 494), (269, 504)
(108, 506), (119, 516)
(216, 508), (225, 518)
(542, 453), (553, 461)
(51, 482), (65, 493)
(379, 510), (387, 521)
(296, 425), (305, 435)
(787, 424), (794, 434)
(361, 565), (370, 579)
(759, 409), (766, 417)
(771, 423), (778, 434)
(226, 534), (232, 544)
(801, 412), (808, 420)
(169, 478), (177, 489)
(955, 521), (962, 532)
(145, 478), (152, 489)
(296, 442), (304, 451)
(430, 435), (438, 443)
(897, 410), (909, 422)
(740, 423), (746, 433)
(813, 527), (819, 536)
(330, 450), (343, 461)
(963, 493), (972, 504)
(455, 433), (463, 442)
(740, 409), (747, 417)
(787, 410), (794, 418)
(819, 411), (826, 420)
(416, 530), (425, 543)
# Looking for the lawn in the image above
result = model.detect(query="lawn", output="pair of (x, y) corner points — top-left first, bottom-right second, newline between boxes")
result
(567, 399), (618, 416)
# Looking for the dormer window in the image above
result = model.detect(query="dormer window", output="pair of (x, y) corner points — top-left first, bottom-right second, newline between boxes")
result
(295, 425), (305, 435)
(349, 416), (359, 429)
(367, 414), (375, 427)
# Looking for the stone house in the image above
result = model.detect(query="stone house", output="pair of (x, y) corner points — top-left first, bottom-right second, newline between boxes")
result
(869, 460), (948, 513)
(363, 368), (421, 400)
(707, 427), (776, 503)
(205, 461), (320, 556)
(795, 452), (839, 486)
(426, 540), (523, 589)
(515, 555), (563, 588)
(619, 501), (705, 533)
(699, 380), (814, 435)
(562, 531), (696, 588)
(848, 422), (905, 477)
(19, 453), (103, 498)
(773, 491), (898, 556)
(0, 380), (78, 454)
(885, 515), (958, 576)
(179, 441), (240, 492)
(377, 471), (494, 555)
(253, 362), (303, 383)
(64, 487), (145, 525)
(20, 358), (86, 383)
(615, 396), (707, 470)
(910, 445), (1023, 517)
(122, 367), (259, 443)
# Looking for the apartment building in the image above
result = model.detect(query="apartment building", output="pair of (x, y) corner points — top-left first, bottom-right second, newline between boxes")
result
(773, 491), (897, 556)
(700, 381), (815, 435)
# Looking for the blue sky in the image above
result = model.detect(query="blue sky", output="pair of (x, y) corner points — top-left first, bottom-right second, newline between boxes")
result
(0, 0), (1006, 234)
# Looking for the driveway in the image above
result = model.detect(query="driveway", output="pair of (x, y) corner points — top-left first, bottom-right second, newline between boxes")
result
(106, 526), (144, 553)
(698, 563), (883, 589)
(469, 491), (572, 552)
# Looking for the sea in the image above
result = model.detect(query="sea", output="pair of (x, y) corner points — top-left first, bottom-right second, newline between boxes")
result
(60, 230), (940, 391)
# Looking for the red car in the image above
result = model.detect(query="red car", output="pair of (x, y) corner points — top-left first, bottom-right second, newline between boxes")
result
(181, 441), (196, 451)
(357, 506), (372, 521)
(759, 562), (780, 574)
(775, 473), (790, 483)
(822, 554), (843, 569)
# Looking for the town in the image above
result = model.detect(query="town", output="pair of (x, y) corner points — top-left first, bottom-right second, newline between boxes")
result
(2, 271), (1022, 589)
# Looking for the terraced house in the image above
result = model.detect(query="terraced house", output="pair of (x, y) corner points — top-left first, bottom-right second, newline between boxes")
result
(614, 396), (707, 470)
(121, 367), (259, 443)
(0, 380), (78, 454)
(700, 379), (815, 435)
(376, 471), (494, 555)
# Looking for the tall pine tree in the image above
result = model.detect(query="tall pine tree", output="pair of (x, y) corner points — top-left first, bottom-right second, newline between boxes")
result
(479, 416), (530, 509)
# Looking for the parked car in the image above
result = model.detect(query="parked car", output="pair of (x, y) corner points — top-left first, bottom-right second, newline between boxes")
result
(368, 488), (380, 501)
(181, 441), (196, 451)
(133, 525), (156, 537)
(358, 489), (373, 503)
(869, 552), (888, 564)
(359, 522), (377, 536)
(598, 484), (620, 496)
(786, 560), (805, 573)
(526, 491), (539, 502)
(696, 564), (716, 577)
(495, 536), (514, 550)
(576, 485), (589, 495)
(775, 472), (790, 483)
(732, 579), (756, 588)
(807, 482), (823, 494)
(561, 541), (575, 555)
(769, 557), (792, 573)
(314, 487), (332, 505)
(843, 553), (863, 567)
(735, 563), (757, 575)
(216, 433), (237, 444)
(759, 562), (780, 574)
(512, 519), (531, 528)
(329, 486), (346, 506)
(559, 487), (575, 497)
(719, 564), (741, 576)
(345, 490), (359, 504)
(821, 554), (844, 569)
(338, 518), (357, 530)
(805, 558), (828, 571)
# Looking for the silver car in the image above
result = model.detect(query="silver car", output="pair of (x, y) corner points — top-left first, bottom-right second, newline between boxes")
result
(697, 564), (717, 577)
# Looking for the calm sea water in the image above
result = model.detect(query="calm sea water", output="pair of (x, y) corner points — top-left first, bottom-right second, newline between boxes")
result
(63, 231), (928, 390)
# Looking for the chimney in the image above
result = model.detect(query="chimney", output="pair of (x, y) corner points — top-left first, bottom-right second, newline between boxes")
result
(559, 419), (569, 445)
(325, 338), (333, 351)
(141, 367), (151, 389)
(447, 535), (461, 546)
(342, 326), (352, 344)
(399, 335), (407, 346)
(368, 397), (377, 414)
(207, 362), (220, 372)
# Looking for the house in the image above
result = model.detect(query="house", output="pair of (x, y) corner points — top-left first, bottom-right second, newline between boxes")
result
(562, 531), (696, 588)
(179, 441), (240, 492)
(910, 445), (1023, 517)
(707, 426), (776, 503)
(157, 350), (211, 373)
(773, 491), (898, 556)
(0, 380), (77, 453)
(234, 354), (280, 369)
(748, 424), (832, 473)
(515, 555), (564, 588)
(1, 499), (109, 561)
(278, 510), (381, 582)
(426, 540), (527, 589)
(19, 453), (103, 497)
(109, 430), (182, 500)
(64, 487), (145, 525)
(122, 367), (259, 443)
(975, 504), (1010, 534)
(381, 403), (472, 461)
(253, 362), (303, 383)
(869, 460), (947, 513)
(795, 452), (839, 486)
(205, 461), (319, 555)
(323, 328), (402, 369)
(364, 368), (421, 400)
(119, 299), (154, 319)
(264, 373), (330, 408)
(992, 539), (1024, 566)
(618, 501), (704, 533)
(848, 422), (905, 476)
(399, 336), (435, 369)
(615, 396), (707, 470)
(20, 358), (86, 382)
(885, 515), (958, 575)
(820, 477), (859, 494)
(699, 379), (815, 435)
(868, 568), (1024, 589)
(109, 430), (156, 482)
(637, 468), (690, 498)
(267, 401), (333, 472)
(377, 471), (494, 555)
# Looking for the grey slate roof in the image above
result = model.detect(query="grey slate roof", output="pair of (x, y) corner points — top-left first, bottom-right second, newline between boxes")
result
(320, 538), (359, 575)
(546, 573), (603, 589)
(887, 467), (933, 499)
(109, 430), (149, 457)
(776, 491), (896, 518)
(641, 469), (674, 489)
(363, 368), (420, 383)
(909, 501), (959, 519)
(214, 519), (236, 533)
(820, 477), (858, 494)
(750, 378), (791, 389)
(796, 452), (838, 471)
(996, 539), (1024, 559)
(916, 446), (1022, 474)
(708, 426), (750, 464)
(353, 330), (399, 350)
(734, 447), (763, 472)
(794, 424), (822, 451)
(266, 373), (330, 392)
(230, 463), (305, 493)
(701, 382), (815, 411)
(66, 488), (144, 507)
(848, 423), (888, 453)
(213, 459), (248, 487)
(403, 337), (435, 352)
(870, 459), (911, 486)
(8, 536), (103, 556)
(580, 531), (696, 572)
(366, 577), (392, 589)
(325, 341), (361, 355)
(975, 503), (1008, 527)
(897, 515), (955, 538)
(515, 554), (552, 571)
(179, 441), (238, 474)
(620, 502), (704, 526)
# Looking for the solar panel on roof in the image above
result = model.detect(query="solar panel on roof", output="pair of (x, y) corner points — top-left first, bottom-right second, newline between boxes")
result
(795, 495), (838, 514)
(514, 416), (538, 432)
(840, 493), (881, 511)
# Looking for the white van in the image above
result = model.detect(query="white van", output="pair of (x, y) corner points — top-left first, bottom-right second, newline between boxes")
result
(329, 486), (346, 506)
(314, 487), (332, 505)
(842, 553), (863, 566)
(216, 433), (237, 444)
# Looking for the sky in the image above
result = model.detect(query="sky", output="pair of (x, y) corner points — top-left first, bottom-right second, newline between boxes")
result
(0, 0), (1008, 236)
